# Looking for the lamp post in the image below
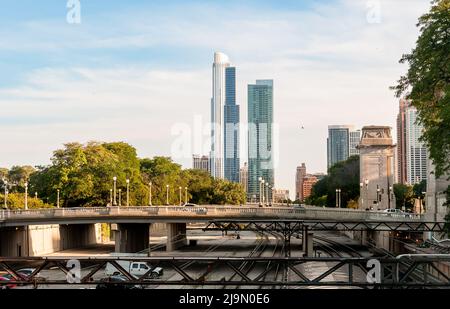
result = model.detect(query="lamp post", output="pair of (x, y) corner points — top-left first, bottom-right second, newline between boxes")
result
(118, 189), (122, 206)
(337, 189), (342, 208)
(109, 189), (113, 206)
(335, 189), (339, 208)
(262, 180), (265, 206)
(57, 189), (60, 208)
(166, 185), (170, 205)
(113, 177), (117, 206)
(24, 182), (28, 210)
(360, 182), (364, 209)
(376, 185), (381, 209)
(258, 177), (263, 206)
(185, 187), (188, 204)
(179, 186), (182, 205)
(272, 187), (275, 206)
(388, 186), (393, 210)
(149, 182), (152, 206)
(364, 179), (369, 209)
(126, 179), (130, 207)
(3, 180), (7, 209)
(266, 183), (270, 207)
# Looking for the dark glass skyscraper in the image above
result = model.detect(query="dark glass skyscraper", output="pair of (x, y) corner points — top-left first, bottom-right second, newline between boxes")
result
(224, 67), (240, 182)
(247, 80), (274, 201)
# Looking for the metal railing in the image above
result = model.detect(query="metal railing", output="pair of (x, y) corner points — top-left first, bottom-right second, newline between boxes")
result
(0, 205), (424, 222)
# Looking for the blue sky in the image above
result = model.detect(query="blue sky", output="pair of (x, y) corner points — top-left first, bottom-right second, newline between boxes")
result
(0, 0), (431, 197)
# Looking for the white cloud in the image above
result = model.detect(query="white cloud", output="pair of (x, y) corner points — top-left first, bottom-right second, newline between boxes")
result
(0, 0), (432, 198)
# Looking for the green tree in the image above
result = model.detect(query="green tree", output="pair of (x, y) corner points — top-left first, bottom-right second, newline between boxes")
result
(0, 193), (53, 210)
(307, 156), (360, 208)
(393, 184), (414, 211)
(392, 0), (450, 178)
(7, 165), (36, 192)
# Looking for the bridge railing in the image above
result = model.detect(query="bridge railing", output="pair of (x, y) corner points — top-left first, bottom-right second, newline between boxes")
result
(0, 205), (424, 222)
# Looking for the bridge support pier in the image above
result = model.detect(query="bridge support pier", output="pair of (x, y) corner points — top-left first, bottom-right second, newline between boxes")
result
(166, 223), (187, 251)
(59, 224), (101, 251)
(113, 223), (150, 253)
(301, 227), (314, 257)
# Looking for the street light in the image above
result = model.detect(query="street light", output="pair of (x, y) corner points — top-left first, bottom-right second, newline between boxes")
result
(109, 189), (113, 206)
(118, 189), (122, 206)
(262, 180), (265, 206)
(360, 182), (364, 209)
(258, 177), (263, 206)
(166, 185), (170, 205)
(185, 187), (188, 204)
(57, 189), (60, 208)
(126, 179), (130, 207)
(149, 182), (152, 206)
(3, 179), (7, 209)
(113, 177), (117, 206)
(266, 183), (269, 207)
(388, 186), (393, 210)
(335, 189), (341, 208)
(24, 182), (28, 210)
(376, 185), (381, 209)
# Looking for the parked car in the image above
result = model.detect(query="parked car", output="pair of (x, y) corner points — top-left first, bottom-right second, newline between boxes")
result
(96, 274), (144, 290)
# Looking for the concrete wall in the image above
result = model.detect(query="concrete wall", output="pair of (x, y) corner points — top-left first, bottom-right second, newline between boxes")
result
(0, 223), (102, 257)
(113, 223), (150, 253)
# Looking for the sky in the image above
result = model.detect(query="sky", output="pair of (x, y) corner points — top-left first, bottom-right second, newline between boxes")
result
(0, 0), (432, 198)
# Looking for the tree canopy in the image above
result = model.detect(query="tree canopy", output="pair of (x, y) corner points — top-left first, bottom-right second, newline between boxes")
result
(306, 156), (360, 208)
(22, 141), (245, 207)
(392, 0), (450, 177)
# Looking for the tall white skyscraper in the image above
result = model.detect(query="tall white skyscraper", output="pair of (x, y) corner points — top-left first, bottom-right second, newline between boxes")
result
(210, 52), (231, 179)
(405, 106), (427, 184)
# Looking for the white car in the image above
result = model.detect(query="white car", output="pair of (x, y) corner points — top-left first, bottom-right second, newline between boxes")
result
(383, 208), (411, 217)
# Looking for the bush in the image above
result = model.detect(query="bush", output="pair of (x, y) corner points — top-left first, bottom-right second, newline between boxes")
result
(0, 193), (54, 210)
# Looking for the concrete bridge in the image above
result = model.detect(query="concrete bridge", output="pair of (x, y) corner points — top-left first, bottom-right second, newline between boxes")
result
(0, 205), (443, 258)
(0, 205), (426, 226)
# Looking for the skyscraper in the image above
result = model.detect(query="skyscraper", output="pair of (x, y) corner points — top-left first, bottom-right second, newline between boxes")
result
(396, 99), (409, 184)
(327, 125), (359, 169)
(396, 99), (427, 185)
(405, 106), (427, 184)
(247, 80), (274, 201)
(239, 162), (248, 194)
(295, 163), (307, 201)
(210, 52), (240, 182)
(210, 52), (230, 180)
(349, 130), (361, 157)
(224, 66), (240, 183)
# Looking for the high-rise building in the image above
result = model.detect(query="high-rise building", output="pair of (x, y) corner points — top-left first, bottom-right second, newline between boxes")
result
(396, 99), (410, 184)
(247, 80), (274, 201)
(239, 163), (248, 194)
(224, 66), (240, 183)
(349, 130), (361, 157)
(210, 52), (240, 182)
(295, 163), (307, 201)
(302, 175), (318, 201)
(396, 99), (428, 185)
(210, 52), (230, 180)
(192, 155), (210, 173)
(405, 106), (427, 184)
(327, 125), (359, 169)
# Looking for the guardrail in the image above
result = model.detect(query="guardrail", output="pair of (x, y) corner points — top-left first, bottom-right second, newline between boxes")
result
(0, 205), (424, 222)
